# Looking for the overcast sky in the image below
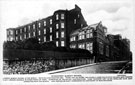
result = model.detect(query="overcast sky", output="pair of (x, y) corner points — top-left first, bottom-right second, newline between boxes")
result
(0, 0), (134, 52)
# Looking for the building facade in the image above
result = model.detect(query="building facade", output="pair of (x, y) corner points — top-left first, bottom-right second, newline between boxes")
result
(6, 5), (87, 48)
(70, 22), (109, 62)
(6, 28), (16, 41)
(113, 35), (131, 60)
(70, 22), (132, 62)
(6, 5), (132, 62)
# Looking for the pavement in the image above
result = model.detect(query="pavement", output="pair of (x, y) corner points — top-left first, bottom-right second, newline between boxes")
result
(39, 61), (130, 74)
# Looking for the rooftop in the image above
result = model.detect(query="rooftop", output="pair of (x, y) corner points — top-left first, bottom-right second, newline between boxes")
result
(70, 22), (102, 36)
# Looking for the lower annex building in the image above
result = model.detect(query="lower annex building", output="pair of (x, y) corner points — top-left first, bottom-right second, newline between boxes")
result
(70, 21), (132, 62)
(70, 22), (109, 62)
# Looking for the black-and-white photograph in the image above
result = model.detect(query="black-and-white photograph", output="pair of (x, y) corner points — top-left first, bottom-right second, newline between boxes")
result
(1, 1), (134, 83)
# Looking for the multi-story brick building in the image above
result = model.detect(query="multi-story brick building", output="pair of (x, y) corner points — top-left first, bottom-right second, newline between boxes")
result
(70, 22), (109, 62)
(113, 34), (131, 60)
(6, 5), (87, 47)
(107, 34), (120, 61)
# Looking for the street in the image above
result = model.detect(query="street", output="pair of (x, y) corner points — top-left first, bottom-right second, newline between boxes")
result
(45, 61), (131, 74)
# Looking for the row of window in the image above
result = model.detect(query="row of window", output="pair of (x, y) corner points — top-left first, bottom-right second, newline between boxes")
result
(56, 31), (64, 38)
(7, 30), (14, 35)
(16, 31), (65, 41)
(56, 23), (64, 29)
(38, 30), (64, 38)
(70, 29), (93, 42)
(7, 37), (14, 41)
(56, 41), (65, 47)
(38, 37), (65, 47)
(15, 22), (65, 35)
(38, 13), (65, 28)
(16, 25), (36, 35)
(39, 35), (52, 42)
(56, 13), (64, 20)
(70, 42), (109, 55)
(70, 42), (93, 53)
(70, 36), (76, 42)
(15, 32), (36, 40)
(38, 19), (52, 28)
(70, 33), (93, 42)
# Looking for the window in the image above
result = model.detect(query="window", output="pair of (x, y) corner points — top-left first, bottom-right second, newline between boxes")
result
(86, 29), (93, 38)
(70, 44), (76, 48)
(78, 14), (80, 18)
(81, 24), (83, 27)
(86, 33), (90, 38)
(24, 27), (26, 32)
(29, 33), (31, 38)
(61, 41), (65, 47)
(90, 29), (92, 32)
(20, 35), (22, 40)
(28, 26), (30, 31)
(61, 14), (64, 19)
(74, 19), (76, 24)
(61, 31), (64, 38)
(78, 31), (85, 40)
(39, 30), (41, 35)
(86, 42), (93, 53)
(56, 14), (59, 20)
(50, 27), (52, 33)
(56, 41), (58, 47)
(73, 37), (76, 41)
(61, 23), (64, 28)
(10, 37), (13, 41)
(33, 32), (35, 37)
(38, 23), (41, 28)
(44, 21), (46, 26)
(15, 37), (18, 40)
(20, 29), (22, 33)
(90, 33), (93, 38)
(82, 43), (85, 49)
(82, 32), (85, 39)
(24, 34), (26, 39)
(16, 30), (18, 35)
(10, 30), (13, 35)
(78, 44), (82, 49)
(33, 24), (35, 29)
(50, 35), (52, 41)
(71, 36), (76, 41)
(79, 34), (81, 40)
(44, 36), (46, 42)
(56, 32), (59, 38)
(50, 19), (52, 24)
(86, 30), (90, 38)
(38, 38), (41, 42)
(56, 24), (59, 29)
(78, 43), (85, 49)
(70, 37), (73, 42)
(44, 29), (46, 34)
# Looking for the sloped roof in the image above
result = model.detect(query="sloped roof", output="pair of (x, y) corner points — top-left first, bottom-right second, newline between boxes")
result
(70, 22), (101, 36)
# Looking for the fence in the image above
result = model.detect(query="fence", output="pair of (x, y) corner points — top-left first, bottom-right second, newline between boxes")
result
(3, 49), (94, 69)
